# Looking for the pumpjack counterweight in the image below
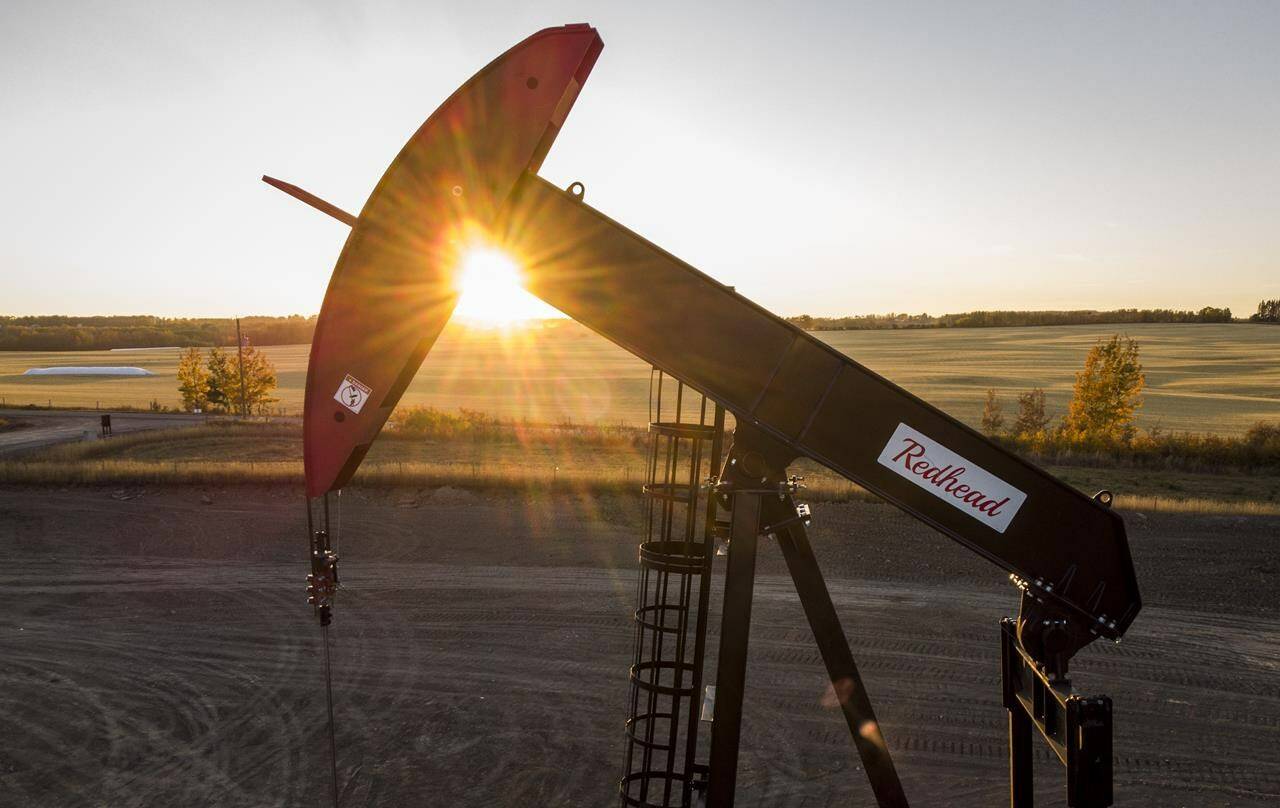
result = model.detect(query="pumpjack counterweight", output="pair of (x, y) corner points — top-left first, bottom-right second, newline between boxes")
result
(266, 22), (1140, 807)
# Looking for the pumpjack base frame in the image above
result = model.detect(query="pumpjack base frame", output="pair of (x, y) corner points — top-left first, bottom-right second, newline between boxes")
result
(1001, 618), (1114, 807)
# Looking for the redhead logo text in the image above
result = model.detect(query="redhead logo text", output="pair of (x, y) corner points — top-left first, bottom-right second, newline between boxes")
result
(877, 423), (1026, 533)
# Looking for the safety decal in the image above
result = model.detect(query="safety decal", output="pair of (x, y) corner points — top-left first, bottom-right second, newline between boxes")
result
(334, 374), (372, 414)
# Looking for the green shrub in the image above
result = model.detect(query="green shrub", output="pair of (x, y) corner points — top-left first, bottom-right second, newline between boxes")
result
(390, 406), (504, 439)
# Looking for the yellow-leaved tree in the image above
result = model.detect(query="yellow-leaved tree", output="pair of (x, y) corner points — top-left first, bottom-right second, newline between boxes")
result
(196, 343), (278, 415)
(176, 347), (210, 412)
(1064, 334), (1145, 441)
(1012, 388), (1050, 437)
(981, 389), (1004, 434)
(238, 342), (279, 415)
(205, 347), (236, 413)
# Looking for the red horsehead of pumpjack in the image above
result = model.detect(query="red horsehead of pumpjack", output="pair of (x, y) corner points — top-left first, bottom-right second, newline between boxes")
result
(268, 25), (603, 498)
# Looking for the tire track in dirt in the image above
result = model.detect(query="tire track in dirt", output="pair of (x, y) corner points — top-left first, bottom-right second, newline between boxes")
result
(1, 550), (317, 807)
(11, 561), (1273, 806)
(1, 488), (1277, 806)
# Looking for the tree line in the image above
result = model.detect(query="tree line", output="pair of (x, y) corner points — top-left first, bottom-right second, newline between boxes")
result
(1250, 299), (1280, 323)
(2, 300), (1268, 351)
(0, 315), (316, 351)
(787, 306), (1234, 331)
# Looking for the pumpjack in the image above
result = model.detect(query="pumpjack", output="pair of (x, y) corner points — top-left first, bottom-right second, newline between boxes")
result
(268, 24), (1140, 807)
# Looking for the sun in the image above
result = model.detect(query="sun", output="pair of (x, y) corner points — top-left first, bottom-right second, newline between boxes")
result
(451, 244), (561, 327)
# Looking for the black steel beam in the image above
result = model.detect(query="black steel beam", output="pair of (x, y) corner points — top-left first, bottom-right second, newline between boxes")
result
(706, 491), (762, 807)
(1067, 697), (1113, 807)
(765, 496), (910, 808)
(1008, 707), (1035, 807)
(506, 171), (1140, 644)
(1002, 618), (1035, 807)
(684, 404), (726, 800)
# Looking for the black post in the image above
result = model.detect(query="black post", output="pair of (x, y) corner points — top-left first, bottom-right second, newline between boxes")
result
(235, 317), (249, 418)
(1002, 618), (1034, 807)
(684, 404), (726, 800)
(706, 491), (762, 808)
(767, 499), (910, 808)
(1067, 697), (1112, 807)
(1009, 707), (1034, 807)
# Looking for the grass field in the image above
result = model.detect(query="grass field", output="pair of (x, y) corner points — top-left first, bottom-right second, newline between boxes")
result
(1, 322), (1277, 434)
(6, 421), (1278, 514)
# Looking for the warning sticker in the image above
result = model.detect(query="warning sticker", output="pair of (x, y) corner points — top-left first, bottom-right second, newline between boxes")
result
(334, 374), (372, 414)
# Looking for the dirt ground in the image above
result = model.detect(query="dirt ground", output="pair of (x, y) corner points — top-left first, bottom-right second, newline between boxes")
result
(0, 485), (1276, 807)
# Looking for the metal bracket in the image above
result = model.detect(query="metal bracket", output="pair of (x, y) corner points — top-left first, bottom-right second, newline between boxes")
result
(307, 529), (340, 626)
(760, 502), (811, 535)
(705, 474), (806, 501)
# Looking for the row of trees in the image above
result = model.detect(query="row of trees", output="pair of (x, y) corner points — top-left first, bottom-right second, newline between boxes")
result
(4, 305), (1260, 349)
(788, 312), (939, 330)
(176, 344), (278, 414)
(1250, 300), (1280, 323)
(981, 335), (1146, 442)
(788, 307), (1235, 331)
(0, 315), (316, 351)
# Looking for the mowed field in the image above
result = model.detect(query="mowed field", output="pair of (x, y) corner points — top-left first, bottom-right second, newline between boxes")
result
(1, 322), (1277, 434)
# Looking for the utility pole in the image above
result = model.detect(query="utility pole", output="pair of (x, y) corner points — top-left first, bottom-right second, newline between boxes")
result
(236, 317), (249, 418)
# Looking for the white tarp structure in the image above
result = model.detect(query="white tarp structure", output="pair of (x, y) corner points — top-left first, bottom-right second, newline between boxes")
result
(23, 366), (154, 376)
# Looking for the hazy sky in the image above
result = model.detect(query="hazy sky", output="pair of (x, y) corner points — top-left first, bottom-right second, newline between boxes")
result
(2, 1), (1276, 318)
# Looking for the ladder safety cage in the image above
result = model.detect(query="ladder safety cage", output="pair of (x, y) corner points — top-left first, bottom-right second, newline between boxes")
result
(621, 371), (725, 807)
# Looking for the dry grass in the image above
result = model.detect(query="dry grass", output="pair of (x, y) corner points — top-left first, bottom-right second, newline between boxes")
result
(4, 454), (1276, 516)
(1109, 493), (1280, 516)
(0, 459), (643, 495)
(997, 422), (1280, 474)
(6, 418), (1278, 516)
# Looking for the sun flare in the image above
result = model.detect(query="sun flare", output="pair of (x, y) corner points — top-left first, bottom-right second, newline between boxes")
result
(452, 245), (561, 328)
